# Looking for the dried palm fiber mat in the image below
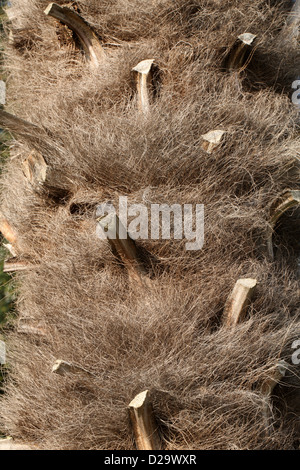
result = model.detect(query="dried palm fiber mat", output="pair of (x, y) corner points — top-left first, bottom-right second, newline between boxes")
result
(0, 0), (299, 450)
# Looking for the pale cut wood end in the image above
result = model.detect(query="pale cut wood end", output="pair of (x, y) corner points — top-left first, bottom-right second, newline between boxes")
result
(238, 33), (256, 45)
(201, 129), (226, 154)
(132, 59), (155, 75)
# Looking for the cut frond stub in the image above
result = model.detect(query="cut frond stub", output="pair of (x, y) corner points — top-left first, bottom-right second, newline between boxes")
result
(128, 390), (161, 450)
(223, 278), (257, 328)
(131, 59), (156, 114)
(0, 80), (6, 106)
(267, 190), (300, 260)
(3, 258), (31, 273)
(3, 243), (17, 257)
(52, 359), (94, 377)
(260, 360), (289, 433)
(17, 319), (47, 337)
(44, 3), (105, 68)
(225, 33), (256, 71)
(201, 129), (226, 154)
(97, 211), (148, 287)
(0, 110), (46, 142)
(260, 360), (288, 397)
(0, 211), (18, 247)
(22, 151), (48, 188)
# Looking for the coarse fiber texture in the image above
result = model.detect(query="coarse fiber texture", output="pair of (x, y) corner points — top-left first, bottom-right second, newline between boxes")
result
(0, 0), (299, 450)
